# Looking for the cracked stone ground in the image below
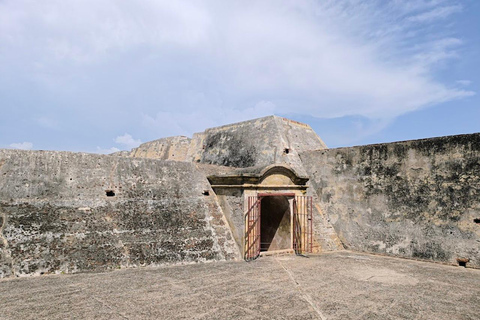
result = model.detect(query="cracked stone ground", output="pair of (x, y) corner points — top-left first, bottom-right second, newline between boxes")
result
(0, 251), (479, 320)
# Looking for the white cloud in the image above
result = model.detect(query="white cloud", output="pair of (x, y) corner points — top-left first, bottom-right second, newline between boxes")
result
(0, 0), (475, 147)
(114, 133), (141, 149)
(93, 133), (141, 154)
(94, 133), (141, 154)
(412, 38), (462, 69)
(9, 142), (33, 150)
(407, 5), (462, 23)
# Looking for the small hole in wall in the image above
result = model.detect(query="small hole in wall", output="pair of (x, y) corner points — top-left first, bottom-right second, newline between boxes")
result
(283, 148), (290, 154)
(106, 190), (115, 197)
(203, 190), (210, 196)
(457, 258), (469, 268)
(474, 218), (480, 224)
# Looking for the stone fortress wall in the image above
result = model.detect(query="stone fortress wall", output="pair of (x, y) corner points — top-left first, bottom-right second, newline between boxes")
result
(130, 116), (327, 174)
(300, 134), (480, 268)
(0, 150), (238, 278)
(126, 116), (480, 268)
(1, 116), (479, 278)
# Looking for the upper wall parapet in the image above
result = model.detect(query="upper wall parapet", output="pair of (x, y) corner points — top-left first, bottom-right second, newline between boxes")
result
(128, 115), (328, 172)
(130, 136), (192, 161)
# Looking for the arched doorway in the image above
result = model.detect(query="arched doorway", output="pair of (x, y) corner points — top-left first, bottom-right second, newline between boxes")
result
(207, 164), (313, 261)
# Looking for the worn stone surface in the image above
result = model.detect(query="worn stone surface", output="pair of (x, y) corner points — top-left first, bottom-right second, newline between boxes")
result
(213, 188), (245, 251)
(0, 251), (478, 320)
(305, 184), (345, 253)
(130, 116), (327, 174)
(196, 116), (326, 172)
(0, 150), (239, 278)
(208, 163), (343, 255)
(2, 115), (480, 281)
(130, 136), (191, 161)
(300, 134), (480, 268)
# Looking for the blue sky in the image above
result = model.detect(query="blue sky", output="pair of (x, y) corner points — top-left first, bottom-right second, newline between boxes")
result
(0, 0), (478, 152)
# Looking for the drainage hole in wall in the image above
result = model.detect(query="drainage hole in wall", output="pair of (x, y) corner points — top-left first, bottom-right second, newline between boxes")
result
(283, 148), (290, 154)
(203, 190), (210, 196)
(457, 258), (469, 267)
(106, 190), (115, 197)
(474, 218), (480, 224)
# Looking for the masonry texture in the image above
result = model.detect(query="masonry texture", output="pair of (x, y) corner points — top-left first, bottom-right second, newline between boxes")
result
(300, 134), (480, 268)
(1, 116), (479, 278)
(0, 150), (238, 278)
(131, 116), (327, 174)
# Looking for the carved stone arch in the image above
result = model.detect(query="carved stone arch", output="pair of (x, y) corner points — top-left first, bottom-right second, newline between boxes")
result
(207, 163), (311, 260)
(259, 164), (308, 186)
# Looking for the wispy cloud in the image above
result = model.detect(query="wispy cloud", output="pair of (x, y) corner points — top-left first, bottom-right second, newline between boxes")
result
(407, 5), (462, 23)
(95, 133), (141, 154)
(114, 133), (141, 149)
(0, 0), (474, 148)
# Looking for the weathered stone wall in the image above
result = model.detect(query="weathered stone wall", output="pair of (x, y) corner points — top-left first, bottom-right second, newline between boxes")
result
(305, 185), (345, 253)
(300, 133), (480, 268)
(130, 136), (191, 161)
(208, 164), (344, 255)
(194, 116), (327, 172)
(212, 189), (244, 252)
(0, 150), (239, 278)
(129, 116), (327, 175)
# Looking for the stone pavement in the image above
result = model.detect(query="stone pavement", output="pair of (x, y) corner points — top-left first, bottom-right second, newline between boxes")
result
(1, 251), (479, 319)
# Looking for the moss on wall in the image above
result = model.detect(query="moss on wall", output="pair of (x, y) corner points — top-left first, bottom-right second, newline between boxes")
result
(300, 133), (480, 268)
(0, 150), (239, 278)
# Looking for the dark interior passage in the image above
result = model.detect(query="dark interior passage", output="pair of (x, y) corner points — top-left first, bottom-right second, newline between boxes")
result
(260, 196), (291, 251)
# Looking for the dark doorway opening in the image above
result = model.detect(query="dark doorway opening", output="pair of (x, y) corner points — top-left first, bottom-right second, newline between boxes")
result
(244, 194), (313, 261)
(260, 196), (291, 252)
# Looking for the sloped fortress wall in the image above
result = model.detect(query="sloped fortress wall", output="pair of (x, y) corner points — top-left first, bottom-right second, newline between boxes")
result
(2, 116), (478, 277)
(300, 133), (480, 268)
(0, 150), (239, 278)
(130, 116), (327, 174)
(193, 116), (327, 170)
(129, 136), (192, 161)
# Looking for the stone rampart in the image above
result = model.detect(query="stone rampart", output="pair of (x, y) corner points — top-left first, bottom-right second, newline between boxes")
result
(0, 150), (239, 278)
(300, 133), (480, 268)
(130, 136), (192, 161)
(130, 116), (327, 174)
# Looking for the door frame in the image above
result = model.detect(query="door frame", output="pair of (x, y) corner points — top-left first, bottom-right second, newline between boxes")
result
(244, 193), (312, 260)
